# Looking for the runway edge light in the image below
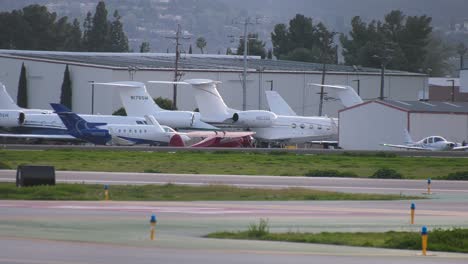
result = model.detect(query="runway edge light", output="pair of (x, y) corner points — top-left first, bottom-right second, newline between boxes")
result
(104, 184), (109, 201)
(427, 178), (431, 195)
(150, 214), (157, 240)
(410, 203), (415, 225)
(421, 225), (428, 256)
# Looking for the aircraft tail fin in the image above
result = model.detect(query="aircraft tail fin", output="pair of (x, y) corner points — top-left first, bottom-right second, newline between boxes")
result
(404, 129), (414, 144)
(309, 84), (363, 108)
(265, 91), (297, 116)
(185, 79), (235, 122)
(51, 103), (106, 131)
(0, 82), (21, 110)
(94, 82), (163, 117)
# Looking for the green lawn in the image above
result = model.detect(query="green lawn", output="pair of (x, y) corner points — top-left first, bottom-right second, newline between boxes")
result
(0, 183), (416, 201)
(1, 149), (467, 179)
(207, 223), (468, 253)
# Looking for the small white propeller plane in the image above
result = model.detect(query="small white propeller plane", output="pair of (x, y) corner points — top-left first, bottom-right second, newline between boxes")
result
(381, 130), (468, 151)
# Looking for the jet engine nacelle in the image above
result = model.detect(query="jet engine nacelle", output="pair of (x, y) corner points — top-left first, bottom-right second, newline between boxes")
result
(0, 111), (25, 127)
(232, 110), (277, 128)
(153, 111), (199, 129)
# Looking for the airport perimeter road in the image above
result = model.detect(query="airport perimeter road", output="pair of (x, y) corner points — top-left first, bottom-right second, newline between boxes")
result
(1, 200), (467, 264)
(1, 170), (468, 196)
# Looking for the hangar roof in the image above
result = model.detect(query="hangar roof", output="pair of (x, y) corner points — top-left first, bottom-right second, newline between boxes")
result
(342, 100), (468, 114)
(0, 50), (422, 76)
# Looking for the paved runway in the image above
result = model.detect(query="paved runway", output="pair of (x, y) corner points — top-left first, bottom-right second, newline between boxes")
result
(0, 200), (467, 263)
(1, 170), (468, 196)
(1, 170), (468, 263)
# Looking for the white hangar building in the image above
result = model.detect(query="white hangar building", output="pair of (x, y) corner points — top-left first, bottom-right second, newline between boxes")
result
(339, 100), (468, 150)
(0, 50), (427, 117)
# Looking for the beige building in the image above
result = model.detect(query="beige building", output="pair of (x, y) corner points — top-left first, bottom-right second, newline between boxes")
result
(0, 50), (428, 118)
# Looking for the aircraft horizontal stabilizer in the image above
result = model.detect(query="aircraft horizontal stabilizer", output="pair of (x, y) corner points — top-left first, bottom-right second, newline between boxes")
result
(93, 82), (146, 88)
(308, 83), (363, 108)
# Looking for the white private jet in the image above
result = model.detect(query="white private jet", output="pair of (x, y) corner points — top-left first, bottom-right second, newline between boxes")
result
(147, 79), (362, 144)
(381, 130), (468, 151)
(51, 103), (253, 147)
(0, 82), (148, 141)
(93, 82), (218, 131)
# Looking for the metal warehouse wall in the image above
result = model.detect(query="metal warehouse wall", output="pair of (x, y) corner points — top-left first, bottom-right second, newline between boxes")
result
(339, 102), (408, 150)
(0, 56), (427, 118)
(410, 113), (468, 143)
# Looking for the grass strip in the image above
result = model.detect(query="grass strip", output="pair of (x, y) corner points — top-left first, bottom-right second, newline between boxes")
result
(1, 149), (467, 179)
(207, 225), (468, 253)
(0, 183), (418, 201)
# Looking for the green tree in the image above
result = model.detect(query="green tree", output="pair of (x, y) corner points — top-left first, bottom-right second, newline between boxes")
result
(226, 47), (233, 55)
(196, 37), (207, 54)
(139, 41), (150, 52)
(60, 65), (72, 109)
(109, 10), (129, 52)
(341, 10), (433, 72)
(82, 11), (93, 51)
(271, 14), (337, 63)
(87, 1), (110, 51)
(267, 48), (273, 59)
(188, 44), (192, 54)
(17, 63), (28, 108)
(236, 33), (267, 59)
(113, 107), (126, 116)
(63, 19), (82, 51)
(155, 97), (176, 110)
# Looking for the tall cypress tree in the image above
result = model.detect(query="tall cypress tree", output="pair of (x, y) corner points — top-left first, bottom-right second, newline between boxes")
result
(109, 10), (129, 52)
(60, 65), (72, 109)
(17, 63), (28, 108)
(88, 1), (109, 51)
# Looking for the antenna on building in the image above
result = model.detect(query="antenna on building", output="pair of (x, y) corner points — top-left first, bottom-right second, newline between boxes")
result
(165, 24), (190, 109)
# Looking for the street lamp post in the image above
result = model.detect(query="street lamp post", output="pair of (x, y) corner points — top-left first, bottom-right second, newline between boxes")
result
(89, 81), (95, 114)
(352, 79), (361, 95)
(447, 79), (456, 102)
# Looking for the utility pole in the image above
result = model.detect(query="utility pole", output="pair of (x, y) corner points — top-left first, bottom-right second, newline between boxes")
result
(166, 24), (190, 109)
(447, 79), (455, 102)
(352, 79), (361, 95)
(318, 62), (327, 116)
(231, 17), (259, 110)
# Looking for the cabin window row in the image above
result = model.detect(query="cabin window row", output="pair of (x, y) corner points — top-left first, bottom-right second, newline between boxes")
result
(117, 129), (148, 134)
(290, 123), (330, 131)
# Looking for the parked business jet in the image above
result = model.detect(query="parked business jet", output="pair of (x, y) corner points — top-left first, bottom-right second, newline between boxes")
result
(92, 82), (218, 130)
(0, 83), (147, 140)
(148, 79), (363, 144)
(51, 103), (254, 147)
(51, 103), (190, 145)
(381, 130), (468, 151)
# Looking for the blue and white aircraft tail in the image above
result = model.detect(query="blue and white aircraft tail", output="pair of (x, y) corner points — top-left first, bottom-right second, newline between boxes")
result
(51, 103), (111, 145)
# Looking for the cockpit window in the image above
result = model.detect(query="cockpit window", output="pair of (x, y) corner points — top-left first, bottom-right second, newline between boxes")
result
(434, 137), (444, 142)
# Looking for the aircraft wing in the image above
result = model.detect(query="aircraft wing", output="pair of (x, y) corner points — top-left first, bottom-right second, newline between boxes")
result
(265, 91), (296, 116)
(0, 133), (76, 140)
(380, 143), (428, 151)
(185, 131), (255, 138)
(453, 145), (468, 151)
